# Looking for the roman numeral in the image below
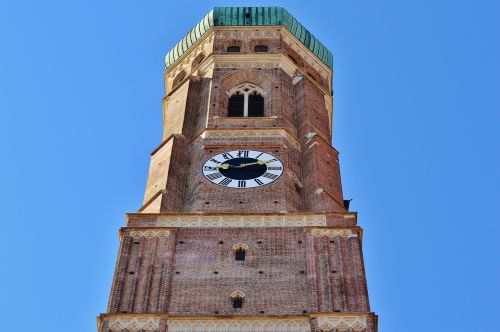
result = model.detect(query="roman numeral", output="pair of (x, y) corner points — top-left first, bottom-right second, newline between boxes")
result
(238, 180), (246, 187)
(206, 172), (222, 180)
(237, 150), (249, 157)
(221, 152), (234, 160)
(262, 172), (278, 180)
(254, 178), (264, 186)
(219, 178), (232, 186)
(267, 166), (282, 170)
(210, 158), (221, 164)
(255, 152), (264, 158)
(204, 166), (218, 171)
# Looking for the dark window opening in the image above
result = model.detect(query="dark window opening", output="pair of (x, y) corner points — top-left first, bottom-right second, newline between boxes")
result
(172, 71), (187, 89)
(308, 72), (318, 83)
(191, 53), (206, 69)
(232, 296), (243, 308)
(248, 93), (264, 117)
(254, 45), (268, 52)
(228, 93), (244, 117)
(227, 46), (241, 53)
(235, 248), (246, 261)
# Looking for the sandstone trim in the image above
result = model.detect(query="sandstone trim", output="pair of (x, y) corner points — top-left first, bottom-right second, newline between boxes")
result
(168, 318), (310, 331)
(100, 313), (372, 332)
(128, 230), (171, 239)
(155, 214), (326, 228)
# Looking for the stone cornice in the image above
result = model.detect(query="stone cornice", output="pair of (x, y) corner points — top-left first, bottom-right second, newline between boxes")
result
(211, 52), (298, 79)
(126, 212), (358, 228)
(98, 313), (375, 331)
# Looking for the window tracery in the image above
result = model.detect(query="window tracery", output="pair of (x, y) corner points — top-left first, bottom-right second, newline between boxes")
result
(227, 83), (264, 117)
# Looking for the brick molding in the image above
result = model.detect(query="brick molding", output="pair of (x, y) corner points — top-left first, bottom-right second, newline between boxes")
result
(193, 128), (301, 150)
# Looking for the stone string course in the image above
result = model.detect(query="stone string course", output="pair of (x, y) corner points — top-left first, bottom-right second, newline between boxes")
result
(100, 314), (373, 332)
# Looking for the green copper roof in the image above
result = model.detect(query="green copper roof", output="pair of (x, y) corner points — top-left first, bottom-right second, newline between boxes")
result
(165, 7), (333, 69)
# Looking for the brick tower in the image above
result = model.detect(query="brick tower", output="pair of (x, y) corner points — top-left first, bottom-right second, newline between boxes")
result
(98, 7), (378, 332)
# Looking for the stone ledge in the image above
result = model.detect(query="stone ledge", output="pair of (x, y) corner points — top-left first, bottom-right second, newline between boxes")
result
(98, 313), (375, 332)
(192, 127), (301, 150)
(126, 212), (358, 228)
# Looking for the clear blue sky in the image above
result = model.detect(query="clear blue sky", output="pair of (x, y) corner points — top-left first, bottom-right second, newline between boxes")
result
(0, 1), (498, 331)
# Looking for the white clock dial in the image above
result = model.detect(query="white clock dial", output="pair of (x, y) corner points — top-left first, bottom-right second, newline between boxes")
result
(202, 150), (284, 188)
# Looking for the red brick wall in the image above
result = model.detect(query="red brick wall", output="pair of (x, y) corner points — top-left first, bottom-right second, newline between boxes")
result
(108, 227), (370, 317)
(144, 65), (343, 213)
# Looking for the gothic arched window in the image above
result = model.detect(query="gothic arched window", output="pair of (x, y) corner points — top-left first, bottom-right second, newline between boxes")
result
(227, 83), (264, 117)
(235, 247), (246, 261)
(230, 291), (245, 309)
(232, 295), (243, 308)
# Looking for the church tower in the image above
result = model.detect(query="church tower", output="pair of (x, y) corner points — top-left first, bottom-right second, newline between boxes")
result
(98, 7), (378, 331)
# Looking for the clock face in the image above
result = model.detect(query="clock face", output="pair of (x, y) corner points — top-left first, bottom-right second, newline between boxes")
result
(202, 150), (283, 188)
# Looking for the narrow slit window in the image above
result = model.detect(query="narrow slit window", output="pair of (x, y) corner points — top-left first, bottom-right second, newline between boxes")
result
(227, 46), (241, 53)
(254, 45), (268, 52)
(235, 248), (246, 261)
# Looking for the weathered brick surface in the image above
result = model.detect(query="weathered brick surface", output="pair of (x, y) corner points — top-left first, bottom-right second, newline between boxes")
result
(169, 227), (309, 316)
(143, 64), (342, 213)
(181, 144), (303, 213)
(108, 231), (177, 314)
(108, 227), (370, 318)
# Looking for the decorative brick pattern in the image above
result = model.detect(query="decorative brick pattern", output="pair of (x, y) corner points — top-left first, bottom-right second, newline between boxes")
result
(108, 317), (160, 330)
(316, 315), (367, 331)
(156, 213), (326, 228)
(127, 213), (358, 228)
